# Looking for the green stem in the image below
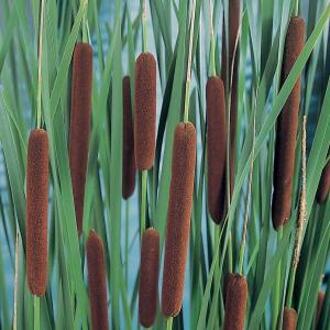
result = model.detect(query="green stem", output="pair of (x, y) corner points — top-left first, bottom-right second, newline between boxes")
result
(33, 295), (40, 330)
(141, 0), (147, 52)
(125, 200), (129, 286)
(166, 317), (173, 330)
(183, 0), (197, 123)
(140, 170), (147, 236)
(294, 0), (299, 16)
(208, 0), (216, 76)
(36, 0), (46, 129)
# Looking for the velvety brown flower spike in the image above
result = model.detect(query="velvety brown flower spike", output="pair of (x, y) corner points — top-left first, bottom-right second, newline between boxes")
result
(139, 228), (160, 327)
(282, 307), (298, 330)
(122, 76), (136, 199)
(86, 230), (109, 330)
(162, 122), (196, 317)
(223, 273), (248, 330)
(206, 76), (227, 223)
(272, 16), (306, 230)
(69, 42), (93, 234)
(26, 128), (49, 296)
(134, 52), (156, 170)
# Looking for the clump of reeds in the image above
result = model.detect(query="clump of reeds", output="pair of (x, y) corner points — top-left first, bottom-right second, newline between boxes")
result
(122, 76), (136, 199)
(223, 273), (248, 330)
(282, 307), (298, 330)
(272, 16), (306, 230)
(86, 230), (109, 330)
(26, 128), (49, 296)
(69, 42), (93, 234)
(139, 228), (160, 327)
(206, 76), (227, 223)
(161, 122), (196, 317)
(316, 159), (330, 203)
(221, 0), (240, 195)
(134, 52), (156, 170)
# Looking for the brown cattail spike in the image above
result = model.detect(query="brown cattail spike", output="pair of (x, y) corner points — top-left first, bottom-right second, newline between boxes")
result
(316, 291), (325, 326)
(272, 17), (306, 230)
(69, 42), (93, 234)
(283, 307), (298, 330)
(26, 128), (49, 296)
(224, 273), (248, 330)
(316, 158), (330, 203)
(122, 76), (136, 199)
(206, 76), (227, 223)
(139, 228), (160, 327)
(134, 52), (156, 170)
(161, 122), (196, 317)
(221, 0), (240, 196)
(86, 230), (109, 330)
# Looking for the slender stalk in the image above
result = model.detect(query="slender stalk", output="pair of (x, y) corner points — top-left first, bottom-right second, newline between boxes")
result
(166, 317), (173, 330)
(238, 103), (256, 274)
(286, 116), (307, 308)
(294, 0), (299, 16)
(141, 170), (148, 236)
(36, 0), (46, 129)
(141, 0), (147, 52)
(13, 232), (19, 330)
(33, 295), (40, 330)
(125, 201), (129, 286)
(183, 0), (197, 123)
(208, 0), (216, 76)
(82, 0), (89, 42)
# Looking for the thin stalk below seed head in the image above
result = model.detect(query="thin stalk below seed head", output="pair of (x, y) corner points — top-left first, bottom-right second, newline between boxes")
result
(36, 0), (46, 128)
(184, 0), (197, 123)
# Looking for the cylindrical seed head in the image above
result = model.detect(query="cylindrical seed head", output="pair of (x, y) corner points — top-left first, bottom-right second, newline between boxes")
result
(139, 228), (160, 327)
(224, 273), (248, 330)
(161, 122), (196, 317)
(282, 307), (298, 330)
(272, 16), (306, 230)
(206, 76), (227, 223)
(316, 159), (330, 203)
(86, 230), (109, 330)
(122, 76), (136, 199)
(26, 128), (49, 296)
(134, 52), (156, 170)
(69, 42), (93, 234)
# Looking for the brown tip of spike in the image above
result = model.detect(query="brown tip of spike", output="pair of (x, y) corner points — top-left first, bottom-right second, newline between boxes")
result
(316, 291), (325, 325)
(139, 228), (160, 327)
(134, 52), (156, 170)
(282, 307), (297, 330)
(316, 159), (330, 204)
(272, 17), (305, 230)
(26, 128), (49, 296)
(161, 122), (196, 317)
(224, 273), (248, 330)
(206, 76), (227, 223)
(69, 42), (93, 234)
(86, 230), (109, 330)
(122, 76), (136, 199)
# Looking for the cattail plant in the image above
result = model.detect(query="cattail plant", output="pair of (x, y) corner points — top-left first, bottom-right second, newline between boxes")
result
(134, 52), (156, 170)
(206, 76), (227, 223)
(221, 0), (240, 195)
(223, 273), (248, 330)
(26, 128), (49, 296)
(86, 230), (109, 330)
(69, 42), (93, 234)
(139, 228), (160, 327)
(122, 76), (136, 199)
(316, 158), (330, 203)
(272, 16), (306, 230)
(161, 122), (196, 317)
(282, 307), (298, 330)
